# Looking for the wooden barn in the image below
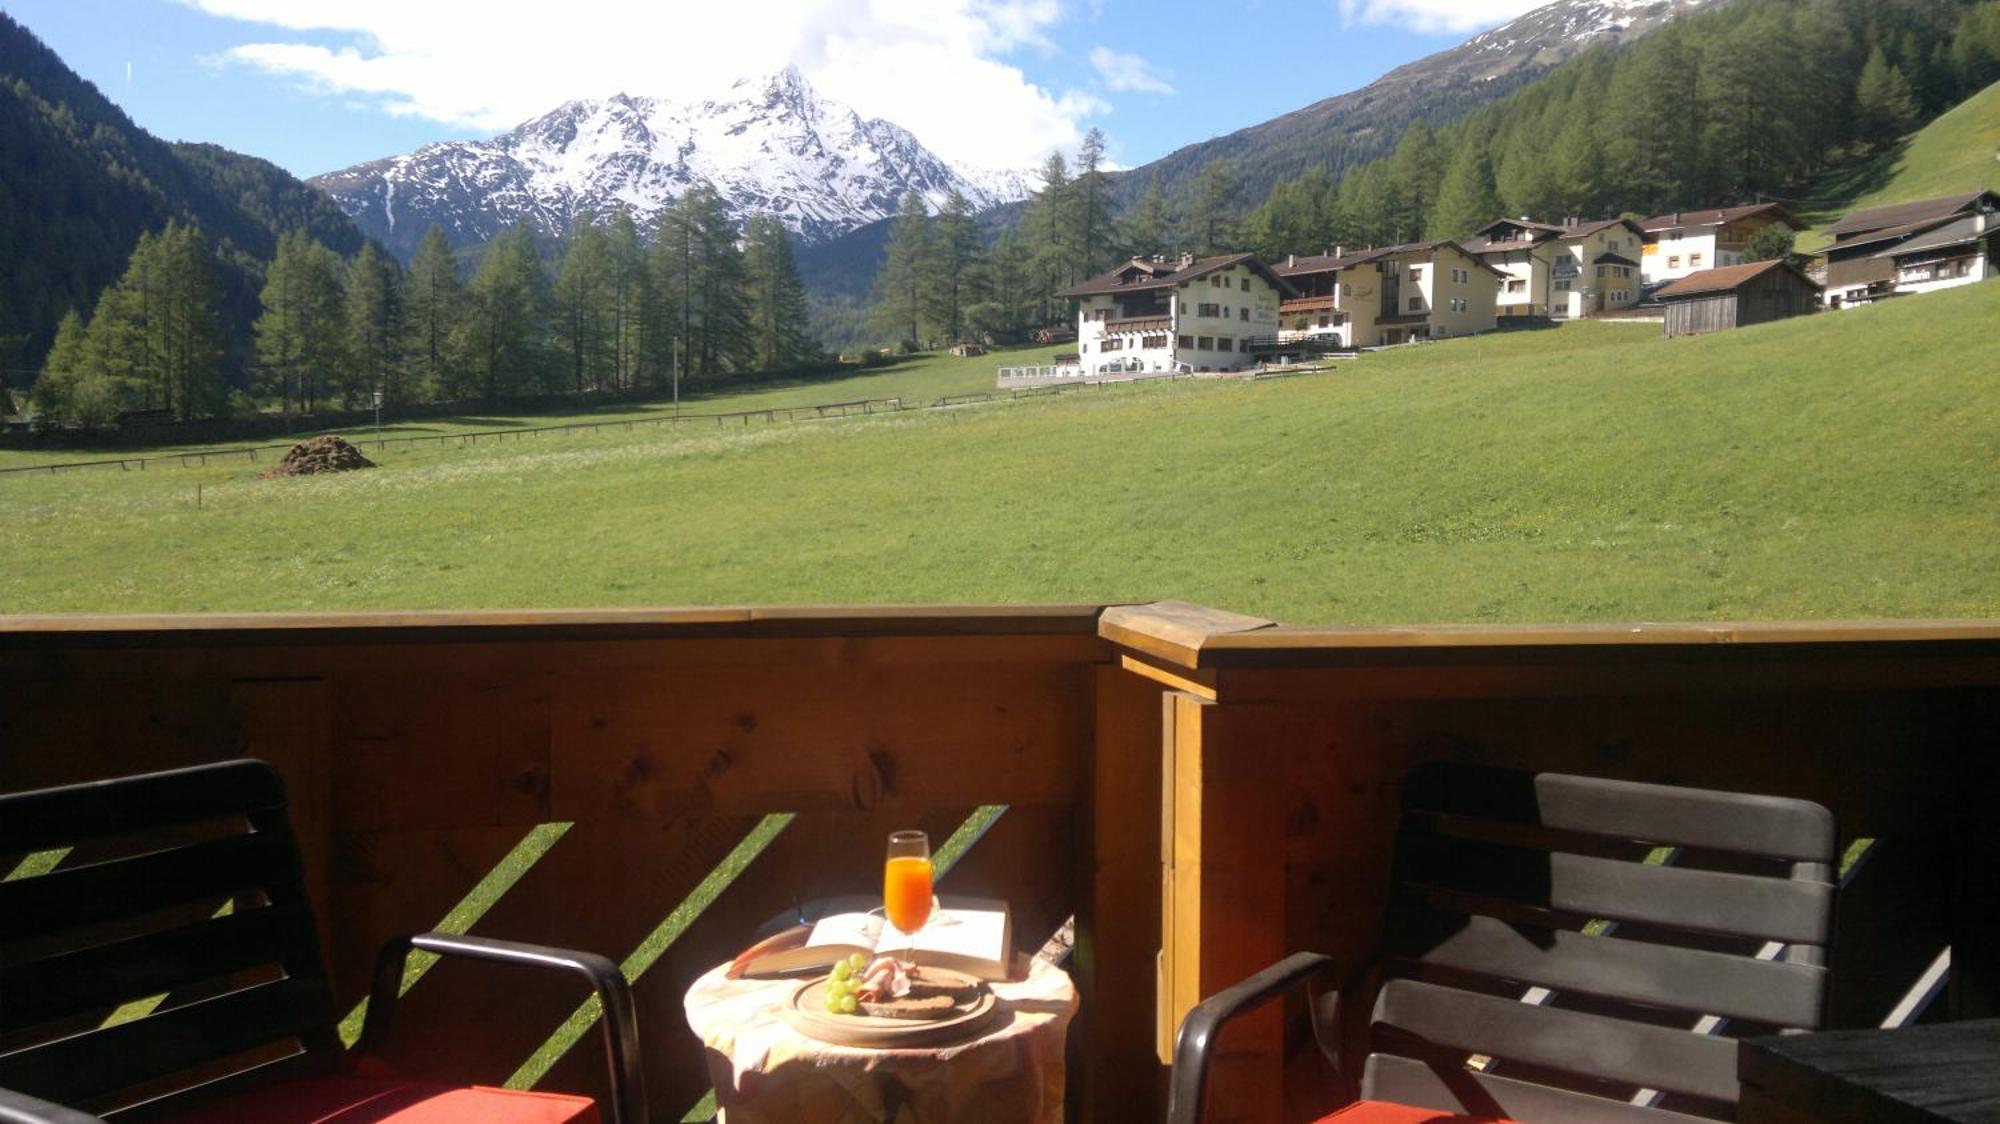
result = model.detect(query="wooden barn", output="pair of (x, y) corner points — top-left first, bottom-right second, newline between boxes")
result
(1657, 259), (1822, 338)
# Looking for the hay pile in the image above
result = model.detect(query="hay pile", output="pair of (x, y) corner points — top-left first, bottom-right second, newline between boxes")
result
(260, 435), (376, 478)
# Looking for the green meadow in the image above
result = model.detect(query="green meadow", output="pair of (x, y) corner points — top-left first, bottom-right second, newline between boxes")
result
(3, 284), (1996, 624)
(0, 344), (1060, 473)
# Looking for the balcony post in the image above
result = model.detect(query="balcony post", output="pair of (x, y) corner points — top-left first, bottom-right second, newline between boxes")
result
(1160, 691), (1288, 1122)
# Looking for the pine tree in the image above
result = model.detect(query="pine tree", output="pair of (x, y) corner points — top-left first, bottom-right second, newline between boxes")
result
(254, 230), (346, 414)
(1950, 3), (2000, 95)
(460, 224), (554, 399)
(871, 191), (933, 349)
(1336, 161), (1398, 248)
(150, 222), (226, 419)
(686, 187), (754, 377)
(1245, 168), (1338, 260)
(1384, 120), (1445, 242)
(31, 309), (105, 427)
(1427, 146), (1502, 242)
(604, 208), (648, 389)
(1602, 25), (1702, 212)
(1119, 180), (1176, 260)
(1025, 153), (1074, 324)
(1186, 159), (1240, 256)
(343, 242), (402, 407)
(1073, 128), (1117, 278)
(404, 227), (465, 401)
(742, 214), (813, 370)
(555, 215), (613, 393)
(925, 190), (980, 344)
(1856, 45), (1920, 149)
(969, 230), (1036, 343)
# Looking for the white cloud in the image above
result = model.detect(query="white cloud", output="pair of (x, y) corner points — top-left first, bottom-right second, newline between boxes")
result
(1088, 46), (1173, 94)
(176, 0), (1098, 170)
(1336, 0), (1546, 34)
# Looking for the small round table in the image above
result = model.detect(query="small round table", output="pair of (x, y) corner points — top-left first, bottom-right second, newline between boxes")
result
(684, 957), (1078, 1123)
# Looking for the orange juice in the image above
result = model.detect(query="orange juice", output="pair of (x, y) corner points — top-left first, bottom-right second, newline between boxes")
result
(883, 855), (933, 933)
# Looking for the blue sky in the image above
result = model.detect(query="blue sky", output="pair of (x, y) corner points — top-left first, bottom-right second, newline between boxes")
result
(3, 1), (1542, 178)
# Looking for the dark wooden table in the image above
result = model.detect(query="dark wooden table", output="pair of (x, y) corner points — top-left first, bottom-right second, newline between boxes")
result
(1739, 1019), (2000, 1123)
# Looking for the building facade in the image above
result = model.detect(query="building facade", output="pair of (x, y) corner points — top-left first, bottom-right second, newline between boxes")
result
(1463, 217), (1647, 319)
(1059, 253), (1293, 374)
(1639, 204), (1806, 286)
(1273, 242), (1500, 347)
(1821, 191), (2000, 309)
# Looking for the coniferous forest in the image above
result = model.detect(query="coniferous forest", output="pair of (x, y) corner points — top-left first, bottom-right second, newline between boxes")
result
(30, 192), (823, 429)
(1234, 0), (2000, 254)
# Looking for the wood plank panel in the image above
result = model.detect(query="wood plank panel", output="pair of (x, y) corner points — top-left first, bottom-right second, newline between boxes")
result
(1081, 665), (1167, 1120)
(0, 633), (1108, 685)
(1164, 694), (1288, 1124)
(0, 677), (239, 788)
(547, 662), (1090, 820)
(331, 672), (552, 832)
(233, 679), (335, 955)
(359, 814), (761, 1098)
(325, 825), (537, 1008)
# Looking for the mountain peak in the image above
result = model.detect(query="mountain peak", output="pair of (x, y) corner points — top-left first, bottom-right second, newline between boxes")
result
(309, 70), (1033, 261)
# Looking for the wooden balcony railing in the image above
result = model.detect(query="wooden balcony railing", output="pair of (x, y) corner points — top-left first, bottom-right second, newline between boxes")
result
(3, 605), (1998, 1122)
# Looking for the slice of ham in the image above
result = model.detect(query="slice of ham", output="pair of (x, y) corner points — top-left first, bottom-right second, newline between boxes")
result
(855, 956), (912, 1001)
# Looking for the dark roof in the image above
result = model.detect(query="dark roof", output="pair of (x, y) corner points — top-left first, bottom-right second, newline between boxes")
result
(1872, 215), (1994, 260)
(1271, 249), (1385, 276)
(1654, 259), (1820, 300)
(1640, 203), (1807, 233)
(1470, 217), (1568, 239)
(1825, 216), (1962, 257)
(1825, 192), (1999, 239)
(1465, 217), (1643, 253)
(1562, 217), (1646, 240)
(1278, 241), (1505, 278)
(1595, 252), (1640, 267)
(1058, 253), (1297, 299)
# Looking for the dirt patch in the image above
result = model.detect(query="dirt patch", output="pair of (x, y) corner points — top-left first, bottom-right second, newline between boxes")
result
(259, 435), (377, 478)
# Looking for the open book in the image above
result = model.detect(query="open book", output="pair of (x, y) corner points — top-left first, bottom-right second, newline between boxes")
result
(731, 895), (1012, 981)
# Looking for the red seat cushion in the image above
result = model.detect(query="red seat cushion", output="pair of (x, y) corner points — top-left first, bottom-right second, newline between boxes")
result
(1315, 1101), (1516, 1123)
(159, 1075), (599, 1124)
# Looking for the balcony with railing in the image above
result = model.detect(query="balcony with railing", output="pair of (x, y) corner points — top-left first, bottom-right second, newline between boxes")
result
(3, 605), (1997, 1121)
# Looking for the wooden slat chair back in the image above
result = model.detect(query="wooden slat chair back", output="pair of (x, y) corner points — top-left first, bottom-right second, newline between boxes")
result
(0, 761), (343, 1116)
(1360, 763), (1838, 1122)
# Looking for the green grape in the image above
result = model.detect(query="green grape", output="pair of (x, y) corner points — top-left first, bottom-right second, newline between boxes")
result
(837, 994), (858, 1014)
(846, 953), (867, 973)
(830, 962), (852, 983)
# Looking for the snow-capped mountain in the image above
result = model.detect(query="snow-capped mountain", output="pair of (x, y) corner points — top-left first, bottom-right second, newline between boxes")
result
(1455, 0), (1728, 78)
(309, 67), (1034, 261)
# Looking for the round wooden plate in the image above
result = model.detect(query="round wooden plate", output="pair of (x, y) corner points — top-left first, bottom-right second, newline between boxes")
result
(779, 968), (997, 1047)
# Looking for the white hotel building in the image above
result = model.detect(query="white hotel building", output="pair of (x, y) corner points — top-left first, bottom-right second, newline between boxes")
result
(1059, 253), (1293, 375)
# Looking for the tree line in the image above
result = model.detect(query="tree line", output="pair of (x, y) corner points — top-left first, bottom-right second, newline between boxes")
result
(32, 186), (821, 428)
(867, 128), (1249, 345)
(1234, 0), (2000, 256)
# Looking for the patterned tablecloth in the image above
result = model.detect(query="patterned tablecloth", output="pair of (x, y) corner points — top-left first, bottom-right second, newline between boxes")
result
(683, 957), (1078, 1123)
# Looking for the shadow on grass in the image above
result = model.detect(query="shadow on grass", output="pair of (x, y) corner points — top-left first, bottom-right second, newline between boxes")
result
(1803, 138), (1910, 219)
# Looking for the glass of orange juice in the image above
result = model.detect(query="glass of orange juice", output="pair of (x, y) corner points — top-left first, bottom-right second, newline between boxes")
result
(883, 830), (934, 961)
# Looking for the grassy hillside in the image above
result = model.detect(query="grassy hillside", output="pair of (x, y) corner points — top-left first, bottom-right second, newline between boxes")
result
(2, 286), (1995, 623)
(1804, 79), (2000, 249)
(0, 344), (1057, 472)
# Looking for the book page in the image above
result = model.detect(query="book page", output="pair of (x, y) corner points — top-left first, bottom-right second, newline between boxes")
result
(909, 897), (1007, 964)
(805, 910), (882, 953)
